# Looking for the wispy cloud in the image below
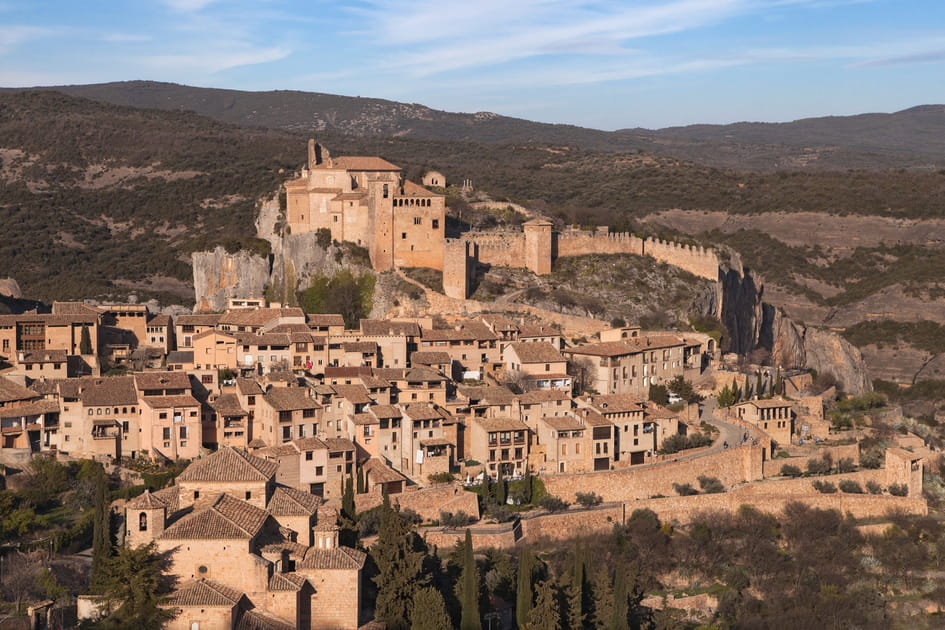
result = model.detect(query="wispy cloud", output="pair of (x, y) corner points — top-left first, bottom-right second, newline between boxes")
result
(163, 0), (218, 12)
(0, 25), (54, 54)
(856, 48), (945, 68)
(144, 45), (291, 74)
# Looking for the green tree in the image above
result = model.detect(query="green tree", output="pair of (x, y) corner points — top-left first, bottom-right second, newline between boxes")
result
(567, 540), (586, 629)
(516, 548), (534, 628)
(610, 569), (628, 630)
(648, 384), (668, 405)
(591, 566), (615, 630)
(410, 586), (452, 630)
(495, 467), (507, 506)
(93, 542), (175, 629)
(342, 475), (356, 521)
(755, 371), (764, 398)
(80, 325), (93, 354)
(731, 377), (741, 403)
(357, 466), (366, 494)
(371, 499), (429, 630)
(524, 579), (561, 630)
(90, 462), (112, 593)
(460, 529), (481, 630)
(522, 467), (534, 504)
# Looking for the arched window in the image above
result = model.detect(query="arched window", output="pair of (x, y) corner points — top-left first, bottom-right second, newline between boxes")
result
(139, 512), (148, 531)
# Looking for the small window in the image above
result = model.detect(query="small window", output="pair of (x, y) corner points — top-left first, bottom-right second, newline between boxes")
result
(194, 491), (200, 500)
(139, 512), (148, 531)
(432, 219), (439, 229)
(413, 217), (421, 225)
(401, 232), (407, 239)
(245, 491), (252, 500)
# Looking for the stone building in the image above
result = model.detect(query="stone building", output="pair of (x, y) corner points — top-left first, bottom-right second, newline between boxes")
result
(123, 447), (366, 630)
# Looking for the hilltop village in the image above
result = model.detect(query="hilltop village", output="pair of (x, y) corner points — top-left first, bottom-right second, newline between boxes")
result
(0, 142), (935, 630)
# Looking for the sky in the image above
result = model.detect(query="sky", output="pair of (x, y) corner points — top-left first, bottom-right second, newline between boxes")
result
(2, 0), (945, 129)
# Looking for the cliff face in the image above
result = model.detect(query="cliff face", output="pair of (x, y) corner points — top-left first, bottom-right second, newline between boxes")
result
(722, 264), (872, 395)
(191, 247), (271, 313)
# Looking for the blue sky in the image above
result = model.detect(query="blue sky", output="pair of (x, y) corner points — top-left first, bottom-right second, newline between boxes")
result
(2, 0), (944, 129)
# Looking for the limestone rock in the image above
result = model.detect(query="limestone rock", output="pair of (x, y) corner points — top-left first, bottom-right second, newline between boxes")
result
(192, 247), (270, 312)
(0, 278), (22, 299)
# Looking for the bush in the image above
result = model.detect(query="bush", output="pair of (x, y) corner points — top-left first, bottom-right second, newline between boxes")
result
(575, 492), (603, 508)
(806, 456), (832, 475)
(781, 464), (803, 478)
(812, 480), (837, 494)
(538, 495), (569, 512)
(838, 480), (864, 494)
(673, 483), (699, 496)
(866, 480), (883, 494)
(428, 472), (455, 485)
(837, 457), (856, 473)
(698, 475), (725, 494)
(315, 228), (331, 249)
(439, 511), (474, 528)
(889, 483), (909, 496)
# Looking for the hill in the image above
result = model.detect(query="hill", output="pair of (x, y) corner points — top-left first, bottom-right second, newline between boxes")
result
(7, 81), (944, 171)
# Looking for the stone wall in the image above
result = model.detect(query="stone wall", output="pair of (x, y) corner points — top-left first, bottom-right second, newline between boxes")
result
(355, 484), (480, 522)
(461, 232), (526, 268)
(520, 503), (624, 542)
(541, 443), (765, 503)
(554, 232), (719, 280)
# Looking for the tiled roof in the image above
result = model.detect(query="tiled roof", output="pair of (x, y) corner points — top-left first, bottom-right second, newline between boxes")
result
(211, 394), (247, 417)
(738, 397), (793, 409)
(166, 351), (194, 364)
(51, 301), (104, 316)
(456, 385), (516, 405)
(360, 319), (420, 337)
(268, 486), (322, 516)
(218, 308), (305, 327)
(518, 324), (559, 338)
(540, 415), (584, 431)
(474, 417), (529, 432)
(362, 457), (408, 484)
(343, 341), (377, 353)
(517, 390), (571, 404)
(176, 314), (221, 326)
(575, 408), (613, 427)
(79, 376), (138, 406)
(161, 494), (269, 540)
(420, 328), (477, 342)
(236, 610), (297, 630)
(18, 349), (68, 364)
(331, 384), (373, 404)
(147, 313), (172, 326)
(507, 342), (564, 364)
(583, 393), (645, 414)
(350, 413), (377, 426)
(142, 394), (200, 409)
(192, 329), (236, 341)
(396, 179), (444, 198)
(298, 546), (367, 570)
(167, 579), (242, 607)
(264, 387), (319, 411)
(314, 156), (400, 171)
(236, 378), (264, 395)
(0, 376), (39, 403)
(178, 447), (279, 482)
(125, 489), (168, 510)
(402, 403), (446, 421)
(368, 404), (402, 419)
(0, 399), (60, 419)
(134, 371), (191, 391)
(306, 314), (345, 327)
(268, 572), (309, 591)
(293, 436), (327, 451)
(458, 320), (499, 341)
(323, 437), (355, 452)
(410, 351), (451, 365)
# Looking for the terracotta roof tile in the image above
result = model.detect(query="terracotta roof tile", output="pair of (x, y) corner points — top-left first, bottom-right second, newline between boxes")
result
(79, 376), (138, 406)
(167, 579), (242, 607)
(0, 376), (39, 403)
(134, 371), (191, 391)
(177, 446), (278, 482)
(268, 486), (322, 516)
(264, 387), (319, 411)
(236, 610), (297, 630)
(474, 417), (529, 432)
(142, 394), (200, 409)
(507, 342), (564, 364)
(161, 494), (269, 540)
(298, 546), (367, 570)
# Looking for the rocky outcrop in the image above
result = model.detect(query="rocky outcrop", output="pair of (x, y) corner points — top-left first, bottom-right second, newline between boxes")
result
(191, 247), (270, 313)
(720, 266), (764, 356)
(0, 278), (22, 299)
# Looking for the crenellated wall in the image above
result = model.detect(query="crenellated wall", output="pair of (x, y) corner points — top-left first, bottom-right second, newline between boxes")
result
(555, 230), (719, 280)
(461, 232), (526, 268)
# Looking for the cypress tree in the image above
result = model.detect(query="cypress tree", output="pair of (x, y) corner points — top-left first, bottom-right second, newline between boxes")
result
(524, 579), (561, 630)
(610, 569), (628, 630)
(496, 467), (507, 505)
(90, 462), (112, 592)
(591, 566), (614, 630)
(410, 586), (452, 630)
(755, 371), (764, 398)
(516, 548), (534, 628)
(775, 367), (783, 395)
(357, 466), (366, 494)
(80, 325), (92, 355)
(567, 540), (585, 629)
(731, 377), (741, 403)
(342, 475), (355, 521)
(371, 501), (428, 630)
(522, 467), (533, 504)
(459, 529), (481, 630)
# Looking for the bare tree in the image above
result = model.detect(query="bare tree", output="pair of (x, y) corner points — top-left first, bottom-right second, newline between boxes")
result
(2, 551), (41, 614)
(567, 357), (597, 395)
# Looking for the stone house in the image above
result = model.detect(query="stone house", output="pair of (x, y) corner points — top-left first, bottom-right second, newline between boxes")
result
(174, 313), (221, 349)
(563, 335), (688, 397)
(576, 394), (680, 465)
(535, 415), (587, 474)
(0, 311), (101, 376)
(469, 417), (530, 478)
(731, 398), (795, 446)
(135, 371), (203, 461)
(56, 375), (138, 460)
(256, 387), (322, 445)
(123, 447), (366, 629)
(0, 376), (59, 452)
(502, 342), (571, 393)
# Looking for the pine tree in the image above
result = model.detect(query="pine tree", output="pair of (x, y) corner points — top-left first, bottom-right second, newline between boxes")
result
(95, 542), (175, 629)
(591, 567), (614, 630)
(610, 569), (628, 630)
(371, 501), (429, 630)
(410, 586), (452, 630)
(79, 325), (92, 355)
(90, 462), (112, 592)
(459, 529), (481, 630)
(524, 579), (561, 630)
(342, 475), (356, 521)
(516, 548), (534, 628)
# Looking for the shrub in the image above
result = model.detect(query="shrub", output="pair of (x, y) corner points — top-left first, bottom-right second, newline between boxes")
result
(837, 457), (856, 473)
(781, 464), (803, 478)
(673, 483), (699, 496)
(538, 495), (569, 512)
(838, 480), (864, 494)
(439, 511), (474, 528)
(866, 480), (883, 494)
(428, 472), (455, 485)
(315, 228), (331, 249)
(889, 483), (909, 496)
(812, 480), (837, 494)
(698, 475), (725, 494)
(575, 492), (603, 508)
(806, 456), (832, 475)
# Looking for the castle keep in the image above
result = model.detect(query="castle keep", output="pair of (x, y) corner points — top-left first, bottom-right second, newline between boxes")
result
(284, 140), (720, 298)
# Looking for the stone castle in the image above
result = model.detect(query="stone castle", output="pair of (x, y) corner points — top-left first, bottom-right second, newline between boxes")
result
(285, 140), (720, 298)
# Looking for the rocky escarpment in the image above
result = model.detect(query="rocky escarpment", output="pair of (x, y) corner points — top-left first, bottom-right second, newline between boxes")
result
(192, 247), (271, 313)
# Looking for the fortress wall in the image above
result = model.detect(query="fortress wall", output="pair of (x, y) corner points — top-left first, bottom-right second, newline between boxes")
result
(556, 231), (644, 258)
(520, 503), (624, 541)
(461, 233), (526, 268)
(643, 237), (720, 280)
(541, 443), (764, 503)
(553, 232), (720, 280)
